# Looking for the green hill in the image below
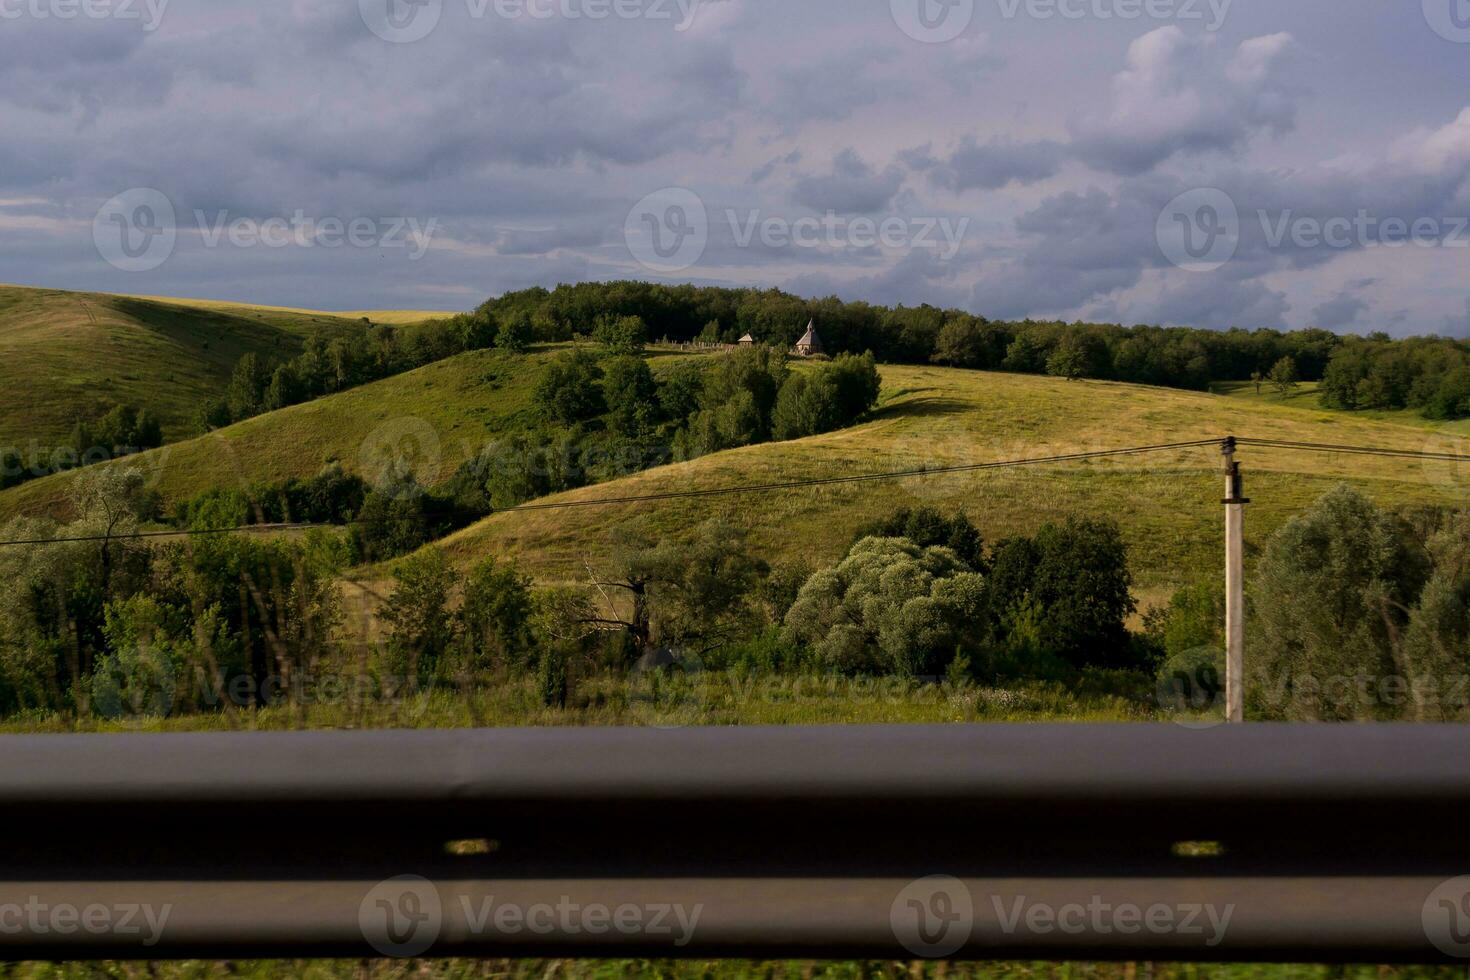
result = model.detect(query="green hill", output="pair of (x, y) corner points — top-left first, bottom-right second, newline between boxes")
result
(430, 364), (1470, 600)
(0, 284), (374, 448)
(0, 344), (700, 522)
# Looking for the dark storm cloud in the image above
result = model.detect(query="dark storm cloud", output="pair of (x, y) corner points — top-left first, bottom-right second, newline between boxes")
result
(0, 0), (1467, 332)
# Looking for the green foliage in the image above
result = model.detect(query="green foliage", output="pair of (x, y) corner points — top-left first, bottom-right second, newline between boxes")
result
(760, 559), (814, 623)
(593, 315), (648, 355)
(1003, 331), (1050, 373)
(679, 347), (788, 457)
(1268, 355), (1300, 397)
(90, 404), (163, 456)
(1320, 334), (1470, 418)
(851, 507), (984, 571)
(1248, 485), (1429, 720)
(175, 464), (367, 529)
(1145, 580), (1224, 661)
(495, 310), (534, 353)
(771, 371), (841, 440)
(604, 519), (770, 653)
(657, 361), (705, 420)
(482, 429), (589, 509)
(460, 557), (535, 667)
(931, 315), (1006, 368)
(1046, 333), (1105, 381)
(379, 549), (455, 683)
(227, 352), (271, 421)
(535, 646), (570, 708)
(986, 517), (1139, 670)
(534, 349), (606, 425)
(351, 468), (431, 563)
(603, 356), (659, 439)
(783, 536), (985, 677)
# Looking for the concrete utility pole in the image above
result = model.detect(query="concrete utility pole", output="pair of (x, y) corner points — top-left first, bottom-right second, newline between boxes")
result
(1221, 437), (1249, 724)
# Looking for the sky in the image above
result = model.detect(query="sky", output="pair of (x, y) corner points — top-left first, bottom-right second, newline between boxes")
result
(3, 0), (1470, 335)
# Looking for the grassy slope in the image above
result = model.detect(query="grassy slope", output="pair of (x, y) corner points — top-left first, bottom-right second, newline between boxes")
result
(129, 291), (452, 325)
(434, 364), (1470, 601)
(1217, 379), (1470, 434)
(0, 284), (371, 446)
(0, 345), (699, 522)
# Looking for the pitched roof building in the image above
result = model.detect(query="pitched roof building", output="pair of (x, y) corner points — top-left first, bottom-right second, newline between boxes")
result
(794, 319), (823, 357)
(738, 333), (756, 346)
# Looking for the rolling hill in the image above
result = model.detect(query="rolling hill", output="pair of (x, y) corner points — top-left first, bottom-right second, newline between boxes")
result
(427, 365), (1470, 599)
(8, 306), (1470, 604)
(0, 284), (377, 448)
(0, 344), (699, 522)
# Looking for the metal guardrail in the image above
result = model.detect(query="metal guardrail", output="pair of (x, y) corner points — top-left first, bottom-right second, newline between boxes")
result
(1, 724), (1469, 962)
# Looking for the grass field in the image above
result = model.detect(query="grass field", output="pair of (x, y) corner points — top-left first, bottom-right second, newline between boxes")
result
(1216, 379), (1470, 434)
(128, 291), (453, 325)
(433, 365), (1470, 601)
(0, 344), (700, 522)
(0, 284), (376, 448)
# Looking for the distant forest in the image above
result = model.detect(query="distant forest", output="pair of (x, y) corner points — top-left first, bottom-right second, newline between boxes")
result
(481, 282), (1470, 418)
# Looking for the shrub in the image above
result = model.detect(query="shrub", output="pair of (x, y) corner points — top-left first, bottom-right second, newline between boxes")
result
(985, 517), (1138, 670)
(782, 536), (985, 677)
(852, 507), (983, 571)
(603, 356), (659, 439)
(460, 557), (535, 667)
(593, 315), (648, 354)
(379, 550), (455, 684)
(534, 349), (606, 425)
(1247, 485), (1429, 720)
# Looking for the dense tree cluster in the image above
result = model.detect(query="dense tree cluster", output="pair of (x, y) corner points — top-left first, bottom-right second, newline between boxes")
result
(1243, 485), (1466, 720)
(1, 403), (163, 491)
(783, 508), (1142, 679)
(0, 467), (345, 715)
(469, 282), (1344, 392)
(1319, 334), (1470, 418)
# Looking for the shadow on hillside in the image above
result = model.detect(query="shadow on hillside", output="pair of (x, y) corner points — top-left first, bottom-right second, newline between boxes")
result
(869, 395), (971, 421)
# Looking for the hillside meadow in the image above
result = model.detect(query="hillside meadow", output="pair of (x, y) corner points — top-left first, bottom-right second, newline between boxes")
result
(0, 284), (369, 447)
(431, 363), (1470, 600)
(0, 344), (710, 523)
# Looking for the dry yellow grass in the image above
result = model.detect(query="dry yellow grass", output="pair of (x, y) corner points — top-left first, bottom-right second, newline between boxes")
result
(434, 365), (1470, 597)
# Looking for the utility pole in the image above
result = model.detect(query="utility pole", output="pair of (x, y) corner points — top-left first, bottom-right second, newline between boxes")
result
(1221, 437), (1249, 724)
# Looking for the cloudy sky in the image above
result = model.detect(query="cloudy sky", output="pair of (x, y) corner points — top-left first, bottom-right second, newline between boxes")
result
(3, 0), (1470, 334)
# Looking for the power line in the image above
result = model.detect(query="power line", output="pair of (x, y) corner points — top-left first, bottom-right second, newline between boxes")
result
(0, 439), (1223, 548)
(1234, 437), (1470, 462)
(3, 433), (1469, 550)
